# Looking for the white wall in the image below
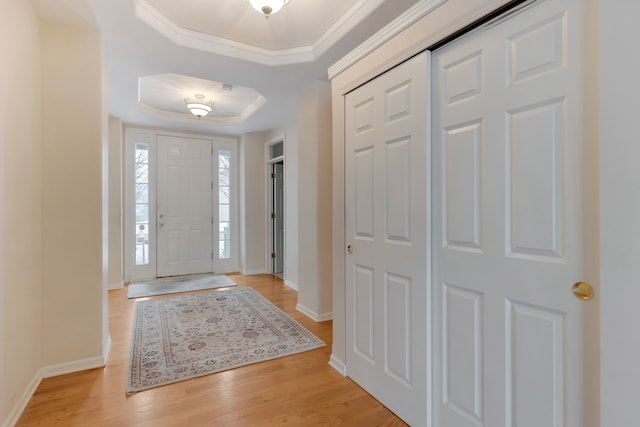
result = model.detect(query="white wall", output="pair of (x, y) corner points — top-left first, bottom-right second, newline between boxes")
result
(0, 0), (44, 422)
(239, 132), (267, 274)
(283, 123), (299, 290)
(599, 1), (640, 424)
(296, 80), (333, 321)
(108, 117), (123, 289)
(0, 3), (108, 426)
(40, 19), (105, 368)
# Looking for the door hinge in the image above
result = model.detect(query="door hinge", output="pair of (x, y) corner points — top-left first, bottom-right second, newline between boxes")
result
(271, 172), (276, 179)
(271, 252), (277, 259)
(271, 213), (276, 219)
(211, 181), (214, 189)
(212, 252), (214, 259)
(211, 217), (214, 224)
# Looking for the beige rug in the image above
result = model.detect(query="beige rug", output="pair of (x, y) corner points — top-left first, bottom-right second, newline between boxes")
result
(126, 287), (325, 394)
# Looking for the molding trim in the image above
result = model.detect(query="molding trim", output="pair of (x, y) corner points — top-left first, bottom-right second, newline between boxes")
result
(103, 335), (112, 364)
(2, 371), (42, 427)
(40, 354), (107, 379)
(137, 95), (267, 126)
(241, 268), (267, 275)
(2, 348), (110, 427)
(136, 0), (313, 66)
(328, 0), (447, 80)
(284, 280), (298, 291)
(329, 354), (347, 376)
(312, 0), (388, 60)
(135, 0), (388, 66)
(108, 282), (124, 290)
(295, 303), (333, 322)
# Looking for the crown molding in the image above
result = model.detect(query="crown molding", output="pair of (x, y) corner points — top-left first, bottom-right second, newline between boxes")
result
(139, 94), (267, 126)
(312, 0), (388, 59)
(135, 0), (314, 66)
(328, 0), (447, 79)
(136, 0), (389, 66)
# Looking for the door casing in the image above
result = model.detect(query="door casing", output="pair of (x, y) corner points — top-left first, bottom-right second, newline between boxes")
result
(123, 128), (238, 282)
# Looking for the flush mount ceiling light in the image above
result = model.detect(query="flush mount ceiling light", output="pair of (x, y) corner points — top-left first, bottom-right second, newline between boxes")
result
(246, 0), (291, 18)
(184, 94), (214, 118)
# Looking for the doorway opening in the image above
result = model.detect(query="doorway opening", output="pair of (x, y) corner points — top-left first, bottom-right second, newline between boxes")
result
(271, 161), (284, 278)
(266, 139), (285, 279)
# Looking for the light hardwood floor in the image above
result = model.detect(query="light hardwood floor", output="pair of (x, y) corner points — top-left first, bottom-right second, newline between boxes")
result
(16, 274), (408, 426)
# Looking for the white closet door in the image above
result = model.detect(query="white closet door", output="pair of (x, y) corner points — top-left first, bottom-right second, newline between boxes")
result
(345, 52), (430, 427)
(432, 0), (596, 426)
(156, 135), (213, 277)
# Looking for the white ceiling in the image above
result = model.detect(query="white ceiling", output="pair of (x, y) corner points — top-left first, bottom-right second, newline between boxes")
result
(35, 0), (422, 135)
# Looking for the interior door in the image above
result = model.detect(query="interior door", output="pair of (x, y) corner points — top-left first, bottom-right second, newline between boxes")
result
(272, 162), (284, 274)
(156, 135), (213, 277)
(432, 0), (596, 426)
(345, 52), (430, 427)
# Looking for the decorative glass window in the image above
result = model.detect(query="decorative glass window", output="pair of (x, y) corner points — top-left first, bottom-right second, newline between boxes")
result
(134, 143), (150, 265)
(218, 150), (231, 259)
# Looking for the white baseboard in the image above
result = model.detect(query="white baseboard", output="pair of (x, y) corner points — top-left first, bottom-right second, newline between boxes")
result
(40, 354), (107, 379)
(329, 354), (347, 376)
(108, 282), (124, 290)
(295, 303), (333, 322)
(2, 370), (42, 427)
(103, 334), (112, 364)
(284, 280), (298, 291)
(241, 268), (266, 275)
(2, 348), (109, 427)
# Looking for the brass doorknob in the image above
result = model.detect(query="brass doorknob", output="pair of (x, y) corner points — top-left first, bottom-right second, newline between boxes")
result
(572, 282), (595, 301)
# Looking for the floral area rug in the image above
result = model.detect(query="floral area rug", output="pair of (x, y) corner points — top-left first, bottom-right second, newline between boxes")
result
(126, 287), (325, 394)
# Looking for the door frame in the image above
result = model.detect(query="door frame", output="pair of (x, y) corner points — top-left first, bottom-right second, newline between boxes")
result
(269, 162), (285, 275)
(123, 127), (238, 282)
(265, 136), (285, 276)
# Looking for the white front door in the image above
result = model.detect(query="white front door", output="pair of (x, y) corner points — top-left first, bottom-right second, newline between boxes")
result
(156, 135), (213, 277)
(345, 52), (430, 426)
(432, 0), (597, 426)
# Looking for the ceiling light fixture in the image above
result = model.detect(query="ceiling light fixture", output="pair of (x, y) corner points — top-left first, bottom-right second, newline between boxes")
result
(246, 0), (291, 18)
(184, 94), (213, 118)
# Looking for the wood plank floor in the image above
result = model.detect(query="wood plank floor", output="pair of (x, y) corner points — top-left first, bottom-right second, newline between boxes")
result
(16, 274), (408, 426)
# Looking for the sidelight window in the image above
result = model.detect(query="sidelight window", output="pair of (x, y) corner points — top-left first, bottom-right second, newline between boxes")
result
(134, 143), (150, 265)
(218, 150), (232, 259)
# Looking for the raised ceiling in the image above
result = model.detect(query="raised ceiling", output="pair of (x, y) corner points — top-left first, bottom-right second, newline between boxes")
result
(140, 0), (363, 56)
(139, 74), (267, 126)
(35, 0), (423, 134)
